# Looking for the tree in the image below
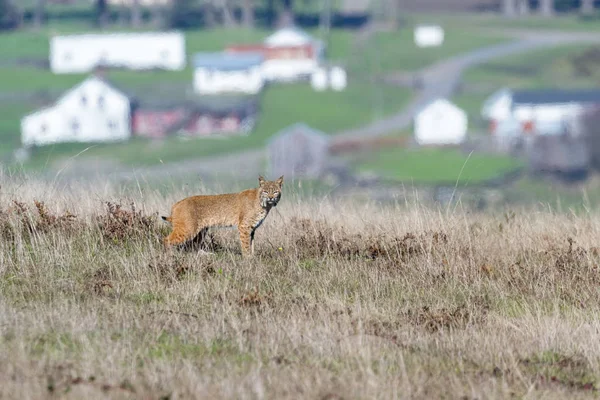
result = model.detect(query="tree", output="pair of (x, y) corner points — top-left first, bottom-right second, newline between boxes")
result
(96, 0), (109, 27)
(516, 0), (529, 16)
(240, 0), (254, 28)
(130, 0), (142, 27)
(0, 0), (20, 31)
(278, 0), (293, 27)
(33, 0), (46, 29)
(539, 0), (553, 17)
(502, 0), (515, 17)
(581, 0), (595, 15)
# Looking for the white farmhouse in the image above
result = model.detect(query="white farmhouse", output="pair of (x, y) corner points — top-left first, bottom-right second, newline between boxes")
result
(482, 88), (600, 137)
(414, 25), (445, 48)
(414, 99), (467, 146)
(193, 52), (264, 95)
(21, 76), (131, 147)
(50, 31), (186, 74)
(226, 26), (325, 83)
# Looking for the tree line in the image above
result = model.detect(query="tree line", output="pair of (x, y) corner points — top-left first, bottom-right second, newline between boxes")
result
(502, 0), (596, 16)
(0, 0), (311, 30)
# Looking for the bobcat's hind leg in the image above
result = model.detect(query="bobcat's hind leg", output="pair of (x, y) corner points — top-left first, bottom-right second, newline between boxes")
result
(164, 218), (197, 247)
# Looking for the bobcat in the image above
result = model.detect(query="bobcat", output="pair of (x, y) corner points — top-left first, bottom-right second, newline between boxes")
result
(162, 175), (283, 256)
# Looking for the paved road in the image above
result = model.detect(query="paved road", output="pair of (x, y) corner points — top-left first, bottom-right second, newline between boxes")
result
(51, 29), (600, 182)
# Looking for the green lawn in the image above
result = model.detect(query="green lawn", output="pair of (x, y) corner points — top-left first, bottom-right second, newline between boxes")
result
(355, 27), (509, 74)
(355, 147), (523, 185)
(24, 82), (412, 167)
(407, 12), (600, 33)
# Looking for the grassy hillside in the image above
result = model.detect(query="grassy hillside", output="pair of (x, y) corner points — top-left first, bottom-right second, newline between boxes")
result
(355, 147), (522, 184)
(2, 178), (600, 398)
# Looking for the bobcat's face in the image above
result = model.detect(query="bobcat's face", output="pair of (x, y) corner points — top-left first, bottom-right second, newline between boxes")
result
(258, 175), (284, 208)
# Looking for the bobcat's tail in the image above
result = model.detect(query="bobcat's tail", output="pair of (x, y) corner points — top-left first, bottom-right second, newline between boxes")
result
(161, 216), (172, 223)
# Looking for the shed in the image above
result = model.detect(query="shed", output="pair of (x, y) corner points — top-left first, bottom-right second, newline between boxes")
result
(414, 99), (467, 146)
(21, 75), (131, 147)
(414, 25), (445, 48)
(193, 52), (264, 95)
(267, 123), (330, 179)
(50, 31), (186, 74)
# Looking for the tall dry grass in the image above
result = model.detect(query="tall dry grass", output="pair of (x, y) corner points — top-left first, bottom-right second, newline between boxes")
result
(1, 175), (600, 399)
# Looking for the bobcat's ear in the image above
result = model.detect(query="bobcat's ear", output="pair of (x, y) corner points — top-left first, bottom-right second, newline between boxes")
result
(276, 175), (284, 187)
(258, 175), (265, 186)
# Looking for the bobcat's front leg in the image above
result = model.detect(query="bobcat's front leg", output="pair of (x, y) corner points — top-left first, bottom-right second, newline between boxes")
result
(238, 224), (252, 257)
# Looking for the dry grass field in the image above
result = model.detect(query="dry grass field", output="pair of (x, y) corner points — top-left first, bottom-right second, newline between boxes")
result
(2, 175), (600, 399)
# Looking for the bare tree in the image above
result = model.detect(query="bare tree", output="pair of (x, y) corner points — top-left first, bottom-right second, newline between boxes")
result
(240, 0), (254, 28)
(539, 0), (553, 17)
(277, 0), (293, 27)
(581, 0), (595, 15)
(33, 0), (45, 29)
(516, 0), (529, 16)
(96, 0), (109, 27)
(502, 0), (515, 17)
(131, 0), (142, 27)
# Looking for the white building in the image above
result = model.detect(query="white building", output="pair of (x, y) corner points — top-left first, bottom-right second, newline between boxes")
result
(193, 52), (264, 95)
(310, 66), (348, 92)
(482, 88), (600, 137)
(414, 99), (467, 146)
(414, 25), (445, 48)
(227, 26), (325, 83)
(50, 31), (186, 74)
(21, 76), (131, 147)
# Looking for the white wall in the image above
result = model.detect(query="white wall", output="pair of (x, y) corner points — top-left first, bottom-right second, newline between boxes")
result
(21, 77), (131, 147)
(415, 100), (467, 145)
(50, 32), (186, 74)
(481, 89), (513, 121)
(193, 67), (263, 94)
(261, 59), (318, 82)
(414, 25), (445, 48)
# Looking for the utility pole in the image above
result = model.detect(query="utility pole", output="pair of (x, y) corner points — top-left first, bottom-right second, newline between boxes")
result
(372, 0), (384, 121)
(320, 0), (332, 60)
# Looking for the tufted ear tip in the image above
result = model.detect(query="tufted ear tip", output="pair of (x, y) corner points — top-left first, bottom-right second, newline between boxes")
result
(277, 175), (284, 186)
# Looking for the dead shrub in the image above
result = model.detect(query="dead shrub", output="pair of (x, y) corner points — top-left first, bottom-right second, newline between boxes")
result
(0, 200), (77, 243)
(519, 352), (597, 392)
(288, 217), (447, 263)
(95, 202), (156, 242)
(406, 305), (485, 333)
(238, 287), (273, 308)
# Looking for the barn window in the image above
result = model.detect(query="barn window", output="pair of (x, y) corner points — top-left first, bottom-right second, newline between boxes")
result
(107, 120), (117, 131)
(40, 123), (48, 135)
(81, 94), (87, 106)
(98, 95), (105, 109)
(71, 119), (80, 135)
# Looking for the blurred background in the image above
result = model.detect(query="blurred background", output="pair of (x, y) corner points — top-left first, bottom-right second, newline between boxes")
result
(4, 0), (600, 210)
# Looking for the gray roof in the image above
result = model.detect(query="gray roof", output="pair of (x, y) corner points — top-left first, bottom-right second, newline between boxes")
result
(193, 52), (263, 71)
(513, 89), (600, 105)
